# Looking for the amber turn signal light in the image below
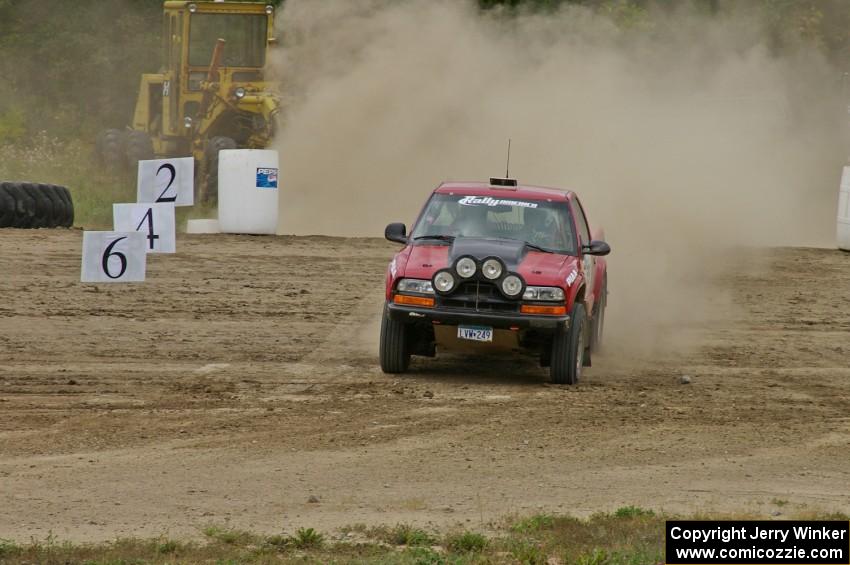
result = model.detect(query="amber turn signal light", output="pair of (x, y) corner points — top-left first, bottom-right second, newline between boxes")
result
(393, 294), (435, 308)
(521, 304), (567, 316)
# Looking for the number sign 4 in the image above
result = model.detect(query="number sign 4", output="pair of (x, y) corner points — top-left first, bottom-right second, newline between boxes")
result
(81, 231), (147, 283)
(137, 157), (194, 207)
(113, 203), (176, 254)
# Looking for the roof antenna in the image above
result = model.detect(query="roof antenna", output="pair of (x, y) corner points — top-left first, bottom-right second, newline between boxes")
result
(490, 139), (518, 188)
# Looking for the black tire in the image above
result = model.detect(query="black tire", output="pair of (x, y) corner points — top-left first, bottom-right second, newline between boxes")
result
(125, 130), (154, 169)
(0, 183), (16, 227)
(3, 184), (30, 228)
(96, 129), (126, 168)
(202, 136), (237, 204)
(21, 183), (51, 228)
(550, 302), (587, 385)
(41, 185), (65, 228)
(379, 305), (411, 373)
(590, 278), (607, 354)
(54, 185), (74, 227)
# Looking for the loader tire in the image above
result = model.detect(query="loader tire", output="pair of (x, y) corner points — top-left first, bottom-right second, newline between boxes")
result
(54, 185), (74, 227)
(22, 183), (52, 227)
(202, 136), (236, 205)
(41, 185), (65, 228)
(2, 184), (28, 227)
(0, 183), (16, 227)
(96, 129), (126, 168)
(10, 183), (36, 228)
(125, 130), (154, 169)
(0, 182), (74, 229)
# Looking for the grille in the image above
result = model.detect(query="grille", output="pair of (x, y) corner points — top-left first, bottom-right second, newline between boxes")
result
(439, 281), (519, 313)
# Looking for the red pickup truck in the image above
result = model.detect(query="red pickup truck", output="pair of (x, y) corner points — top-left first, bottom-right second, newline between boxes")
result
(380, 178), (610, 384)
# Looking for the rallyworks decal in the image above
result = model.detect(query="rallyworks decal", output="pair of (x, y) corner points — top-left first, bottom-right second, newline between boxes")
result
(458, 196), (538, 209)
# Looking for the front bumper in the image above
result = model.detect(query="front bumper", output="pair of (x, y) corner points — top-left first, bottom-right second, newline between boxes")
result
(387, 302), (570, 331)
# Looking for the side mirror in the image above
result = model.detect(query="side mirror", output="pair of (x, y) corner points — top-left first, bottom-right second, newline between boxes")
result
(582, 240), (611, 256)
(385, 222), (408, 244)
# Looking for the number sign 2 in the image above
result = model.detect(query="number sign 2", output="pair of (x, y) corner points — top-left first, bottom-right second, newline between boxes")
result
(137, 157), (194, 207)
(113, 203), (176, 254)
(81, 231), (146, 283)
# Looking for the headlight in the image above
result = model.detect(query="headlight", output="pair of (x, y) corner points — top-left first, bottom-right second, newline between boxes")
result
(433, 271), (456, 293)
(396, 278), (434, 295)
(183, 116), (193, 129)
(455, 257), (476, 278)
(501, 274), (523, 297)
(266, 5), (274, 14)
(234, 87), (247, 99)
(188, 3), (197, 13)
(523, 286), (565, 301)
(481, 258), (503, 280)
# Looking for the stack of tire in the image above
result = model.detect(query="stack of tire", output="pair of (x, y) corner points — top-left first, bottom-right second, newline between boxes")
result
(0, 182), (74, 228)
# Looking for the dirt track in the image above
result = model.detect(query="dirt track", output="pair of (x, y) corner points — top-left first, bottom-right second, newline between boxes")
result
(1, 229), (849, 542)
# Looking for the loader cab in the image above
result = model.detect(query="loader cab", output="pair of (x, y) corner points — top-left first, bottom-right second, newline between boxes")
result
(133, 1), (276, 150)
(163, 2), (275, 136)
(115, 1), (280, 204)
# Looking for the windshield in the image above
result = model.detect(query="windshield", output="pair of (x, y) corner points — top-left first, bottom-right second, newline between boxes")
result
(189, 14), (267, 67)
(411, 194), (577, 254)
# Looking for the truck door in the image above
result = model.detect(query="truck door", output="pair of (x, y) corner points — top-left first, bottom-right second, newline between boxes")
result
(571, 197), (595, 312)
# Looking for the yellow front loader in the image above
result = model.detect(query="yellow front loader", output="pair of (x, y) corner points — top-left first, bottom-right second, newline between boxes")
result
(95, 1), (280, 203)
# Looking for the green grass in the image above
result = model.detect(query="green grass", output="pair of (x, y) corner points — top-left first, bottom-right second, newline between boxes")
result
(0, 134), (214, 230)
(443, 530), (487, 553)
(613, 506), (655, 518)
(0, 510), (842, 564)
(0, 134), (135, 228)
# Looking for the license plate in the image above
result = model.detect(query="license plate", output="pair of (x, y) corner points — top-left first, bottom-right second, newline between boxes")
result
(457, 325), (493, 342)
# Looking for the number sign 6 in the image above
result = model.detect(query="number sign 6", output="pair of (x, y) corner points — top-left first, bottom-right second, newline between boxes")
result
(81, 231), (146, 283)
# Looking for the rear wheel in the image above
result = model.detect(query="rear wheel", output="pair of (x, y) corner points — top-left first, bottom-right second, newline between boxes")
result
(202, 136), (237, 205)
(95, 129), (126, 168)
(550, 302), (586, 385)
(125, 130), (154, 169)
(379, 305), (411, 373)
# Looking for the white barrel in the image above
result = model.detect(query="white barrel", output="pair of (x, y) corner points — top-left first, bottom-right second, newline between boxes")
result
(217, 149), (279, 235)
(839, 166), (850, 251)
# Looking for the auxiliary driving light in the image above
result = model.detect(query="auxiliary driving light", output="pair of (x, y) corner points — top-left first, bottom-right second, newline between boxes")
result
(433, 271), (456, 293)
(501, 274), (523, 297)
(455, 257), (476, 278)
(482, 258), (503, 280)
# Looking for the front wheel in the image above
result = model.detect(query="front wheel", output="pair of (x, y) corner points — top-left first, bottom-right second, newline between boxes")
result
(550, 302), (587, 385)
(202, 136), (237, 205)
(379, 306), (410, 373)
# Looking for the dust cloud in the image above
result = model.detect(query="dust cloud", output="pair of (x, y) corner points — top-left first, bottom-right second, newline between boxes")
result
(270, 0), (845, 355)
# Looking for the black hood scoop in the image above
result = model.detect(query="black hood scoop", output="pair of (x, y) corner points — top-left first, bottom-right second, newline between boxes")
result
(448, 237), (527, 270)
